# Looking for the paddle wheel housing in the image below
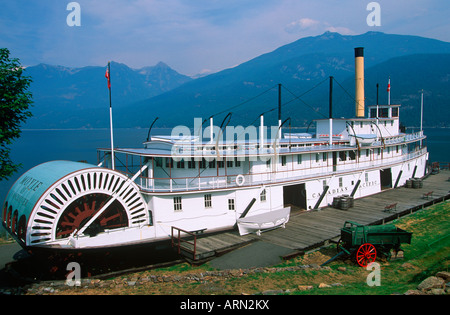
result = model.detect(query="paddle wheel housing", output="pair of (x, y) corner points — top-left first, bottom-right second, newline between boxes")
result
(2, 161), (149, 249)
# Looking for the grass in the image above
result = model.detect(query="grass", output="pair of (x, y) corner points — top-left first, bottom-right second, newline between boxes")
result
(44, 200), (450, 295)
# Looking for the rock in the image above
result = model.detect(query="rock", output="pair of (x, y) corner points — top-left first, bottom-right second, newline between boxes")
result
(404, 290), (423, 295)
(400, 262), (415, 270)
(436, 271), (450, 281)
(338, 267), (347, 272)
(297, 285), (313, 291)
(331, 283), (344, 287)
(430, 288), (446, 295)
(417, 276), (445, 291)
(262, 289), (284, 295)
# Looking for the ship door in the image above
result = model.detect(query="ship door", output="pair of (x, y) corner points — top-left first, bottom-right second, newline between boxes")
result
(332, 152), (337, 172)
(380, 168), (392, 190)
(283, 183), (307, 210)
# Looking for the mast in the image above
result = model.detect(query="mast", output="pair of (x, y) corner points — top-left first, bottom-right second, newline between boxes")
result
(329, 76), (333, 147)
(105, 62), (115, 170)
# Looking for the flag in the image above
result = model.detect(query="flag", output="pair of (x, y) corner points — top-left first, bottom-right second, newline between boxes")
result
(105, 62), (111, 89)
(387, 78), (391, 105)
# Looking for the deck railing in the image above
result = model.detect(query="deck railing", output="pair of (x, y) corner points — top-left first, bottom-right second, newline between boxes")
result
(171, 226), (198, 259)
(133, 147), (428, 193)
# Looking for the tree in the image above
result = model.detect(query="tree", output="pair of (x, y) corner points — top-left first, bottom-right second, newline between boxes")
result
(0, 48), (33, 181)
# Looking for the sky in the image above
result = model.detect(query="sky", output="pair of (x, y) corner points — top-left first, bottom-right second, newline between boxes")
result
(1, 0), (449, 76)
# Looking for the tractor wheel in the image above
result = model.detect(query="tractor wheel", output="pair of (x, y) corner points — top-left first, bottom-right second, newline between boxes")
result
(355, 243), (377, 267)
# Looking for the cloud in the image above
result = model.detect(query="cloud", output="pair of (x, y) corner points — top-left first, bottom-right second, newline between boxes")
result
(324, 26), (355, 35)
(285, 17), (355, 36)
(285, 18), (321, 33)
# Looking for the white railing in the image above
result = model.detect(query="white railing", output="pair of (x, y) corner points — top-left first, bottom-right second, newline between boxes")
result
(136, 147), (428, 193)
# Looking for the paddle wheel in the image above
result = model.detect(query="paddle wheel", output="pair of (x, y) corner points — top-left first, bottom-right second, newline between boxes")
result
(2, 161), (149, 250)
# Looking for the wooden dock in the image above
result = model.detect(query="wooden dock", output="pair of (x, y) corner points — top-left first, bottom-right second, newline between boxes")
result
(174, 170), (450, 262)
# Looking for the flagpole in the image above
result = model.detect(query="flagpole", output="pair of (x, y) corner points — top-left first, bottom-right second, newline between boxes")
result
(106, 62), (115, 170)
(387, 77), (391, 106)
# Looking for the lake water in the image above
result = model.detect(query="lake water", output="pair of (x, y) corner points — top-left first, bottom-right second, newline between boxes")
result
(1, 127), (449, 232)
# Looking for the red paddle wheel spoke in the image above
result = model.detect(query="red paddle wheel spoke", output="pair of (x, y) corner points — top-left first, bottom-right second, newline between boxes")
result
(55, 193), (128, 239)
(356, 243), (377, 267)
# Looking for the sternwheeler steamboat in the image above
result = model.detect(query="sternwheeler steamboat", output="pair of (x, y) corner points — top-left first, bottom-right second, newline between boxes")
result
(2, 48), (428, 254)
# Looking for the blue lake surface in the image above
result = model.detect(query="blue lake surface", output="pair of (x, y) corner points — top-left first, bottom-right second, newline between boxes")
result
(1, 127), (449, 226)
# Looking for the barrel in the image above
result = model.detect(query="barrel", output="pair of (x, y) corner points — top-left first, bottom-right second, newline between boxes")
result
(339, 197), (350, 210)
(333, 197), (341, 209)
(412, 178), (423, 188)
(406, 179), (413, 188)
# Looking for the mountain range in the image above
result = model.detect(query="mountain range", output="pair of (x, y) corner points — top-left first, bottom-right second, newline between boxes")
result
(23, 31), (450, 130)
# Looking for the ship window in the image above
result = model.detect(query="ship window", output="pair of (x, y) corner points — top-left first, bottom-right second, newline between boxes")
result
(260, 189), (267, 202)
(339, 151), (347, 161)
(323, 152), (327, 162)
(365, 173), (369, 182)
(297, 154), (302, 164)
(177, 160), (185, 169)
(173, 196), (182, 211)
(316, 154), (320, 163)
(349, 151), (356, 160)
(166, 158), (173, 168)
(234, 158), (241, 167)
(199, 158), (206, 169)
(370, 108), (377, 118)
(228, 199), (235, 211)
(266, 159), (271, 168)
(227, 160), (233, 168)
(218, 160), (224, 168)
(209, 160), (215, 168)
(379, 108), (389, 118)
(204, 194), (212, 208)
(392, 107), (399, 117)
(188, 158), (196, 169)
(339, 177), (343, 188)
(281, 156), (286, 166)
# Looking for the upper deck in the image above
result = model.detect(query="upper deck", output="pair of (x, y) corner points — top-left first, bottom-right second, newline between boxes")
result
(97, 113), (426, 194)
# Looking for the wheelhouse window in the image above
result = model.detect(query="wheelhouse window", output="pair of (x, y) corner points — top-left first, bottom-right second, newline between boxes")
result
(173, 196), (182, 211)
